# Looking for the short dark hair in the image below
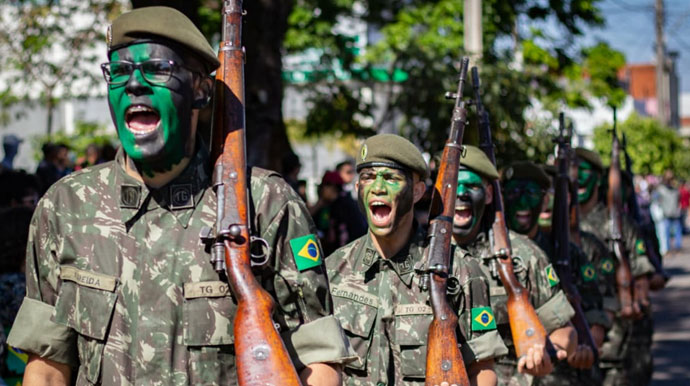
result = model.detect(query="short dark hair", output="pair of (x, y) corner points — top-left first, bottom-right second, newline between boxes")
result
(0, 171), (40, 207)
(336, 159), (354, 171)
(0, 206), (33, 274)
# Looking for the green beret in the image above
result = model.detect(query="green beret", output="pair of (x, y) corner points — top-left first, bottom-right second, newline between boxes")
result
(356, 134), (429, 179)
(501, 161), (551, 190)
(108, 7), (220, 73)
(459, 145), (499, 180)
(575, 148), (604, 172)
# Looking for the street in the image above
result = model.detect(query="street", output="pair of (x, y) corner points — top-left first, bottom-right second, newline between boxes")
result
(651, 236), (690, 385)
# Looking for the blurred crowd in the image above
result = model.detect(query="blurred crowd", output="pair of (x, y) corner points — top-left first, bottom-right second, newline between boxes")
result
(0, 134), (115, 384)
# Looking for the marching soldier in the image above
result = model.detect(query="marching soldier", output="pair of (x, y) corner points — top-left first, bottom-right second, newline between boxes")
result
(7, 7), (351, 385)
(452, 146), (576, 386)
(327, 134), (508, 385)
(501, 161), (609, 384)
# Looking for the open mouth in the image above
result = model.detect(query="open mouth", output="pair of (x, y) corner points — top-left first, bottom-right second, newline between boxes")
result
(454, 204), (473, 227)
(539, 210), (552, 221)
(515, 210), (532, 227)
(369, 200), (392, 227)
(125, 105), (160, 135)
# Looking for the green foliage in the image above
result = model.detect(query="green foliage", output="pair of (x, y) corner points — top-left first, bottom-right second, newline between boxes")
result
(0, 0), (126, 133)
(592, 113), (683, 176)
(32, 120), (117, 161)
(281, 0), (619, 165)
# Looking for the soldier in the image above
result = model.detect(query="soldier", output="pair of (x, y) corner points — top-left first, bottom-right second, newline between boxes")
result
(574, 148), (656, 386)
(8, 7), (351, 385)
(327, 134), (508, 385)
(501, 162), (609, 384)
(452, 147), (576, 386)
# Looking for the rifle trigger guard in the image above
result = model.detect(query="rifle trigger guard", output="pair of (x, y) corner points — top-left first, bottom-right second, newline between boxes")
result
(249, 236), (270, 267)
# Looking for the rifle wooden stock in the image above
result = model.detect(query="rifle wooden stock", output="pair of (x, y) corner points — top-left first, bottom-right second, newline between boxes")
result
(552, 114), (598, 363)
(424, 57), (470, 386)
(608, 116), (635, 319)
(471, 67), (547, 358)
(213, 2), (302, 384)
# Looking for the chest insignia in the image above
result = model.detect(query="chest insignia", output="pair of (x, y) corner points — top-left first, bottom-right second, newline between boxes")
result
(471, 306), (497, 330)
(545, 264), (560, 287)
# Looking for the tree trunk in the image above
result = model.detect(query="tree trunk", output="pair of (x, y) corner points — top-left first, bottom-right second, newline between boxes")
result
(130, 0), (295, 171)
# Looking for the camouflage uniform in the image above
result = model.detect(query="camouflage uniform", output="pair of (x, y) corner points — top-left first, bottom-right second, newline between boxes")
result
(466, 230), (575, 386)
(8, 148), (351, 385)
(531, 231), (609, 386)
(326, 228), (508, 385)
(580, 202), (655, 386)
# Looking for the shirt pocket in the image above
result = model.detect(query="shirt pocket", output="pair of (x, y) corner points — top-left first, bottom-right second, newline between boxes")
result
(394, 305), (433, 379)
(330, 287), (378, 371)
(182, 281), (237, 386)
(52, 266), (118, 385)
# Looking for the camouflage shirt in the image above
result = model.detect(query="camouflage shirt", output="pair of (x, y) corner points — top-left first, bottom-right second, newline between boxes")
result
(326, 228), (507, 386)
(580, 230), (619, 314)
(8, 147), (351, 385)
(464, 231), (575, 366)
(580, 203), (655, 278)
(532, 231), (610, 329)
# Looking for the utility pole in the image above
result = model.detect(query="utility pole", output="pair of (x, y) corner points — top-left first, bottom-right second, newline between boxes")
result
(655, 0), (669, 126)
(464, 0), (482, 64)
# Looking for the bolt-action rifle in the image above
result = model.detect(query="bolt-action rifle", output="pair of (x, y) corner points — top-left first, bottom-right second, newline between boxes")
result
(621, 134), (669, 288)
(471, 66), (548, 359)
(551, 113), (597, 365)
(209, 1), (302, 384)
(608, 108), (637, 319)
(423, 57), (471, 386)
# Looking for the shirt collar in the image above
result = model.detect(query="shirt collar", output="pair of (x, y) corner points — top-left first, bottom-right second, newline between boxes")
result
(114, 146), (211, 228)
(357, 226), (426, 286)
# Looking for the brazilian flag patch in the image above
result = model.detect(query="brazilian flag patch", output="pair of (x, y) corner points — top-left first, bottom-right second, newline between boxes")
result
(581, 263), (597, 282)
(545, 264), (560, 287)
(601, 258), (615, 274)
(289, 234), (322, 271)
(471, 307), (497, 331)
(635, 239), (646, 255)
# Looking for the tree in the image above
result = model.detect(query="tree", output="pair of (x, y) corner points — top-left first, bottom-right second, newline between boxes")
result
(0, 0), (126, 134)
(592, 113), (682, 177)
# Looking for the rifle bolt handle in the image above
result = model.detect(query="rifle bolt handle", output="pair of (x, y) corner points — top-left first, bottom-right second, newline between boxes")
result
(229, 225), (241, 237)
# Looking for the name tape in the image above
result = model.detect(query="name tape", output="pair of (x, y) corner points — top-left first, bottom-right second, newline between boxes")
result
(395, 304), (433, 316)
(330, 285), (379, 308)
(60, 266), (117, 292)
(184, 281), (231, 299)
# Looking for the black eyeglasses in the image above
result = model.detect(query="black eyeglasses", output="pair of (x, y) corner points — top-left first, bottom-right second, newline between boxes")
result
(100, 59), (196, 86)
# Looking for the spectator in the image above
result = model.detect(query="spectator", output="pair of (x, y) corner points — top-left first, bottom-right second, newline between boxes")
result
(0, 206), (32, 383)
(101, 143), (117, 162)
(311, 170), (367, 255)
(75, 143), (102, 171)
(336, 159), (355, 185)
(281, 151), (302, 193)
(654, 170), (683, 256)
(0, 135), (23, 172)
(0, 171), (40, 209)
(679, 180), (690, 234)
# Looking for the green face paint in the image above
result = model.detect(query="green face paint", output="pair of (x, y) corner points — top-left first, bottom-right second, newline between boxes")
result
(357, 166), (415, 237)
(453, 169), (487, 239)
(107, 42), (197, 177)
(577, 160), (599, 204)
(503, 179), (544, 234)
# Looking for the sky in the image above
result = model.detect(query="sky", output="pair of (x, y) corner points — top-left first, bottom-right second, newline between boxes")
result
(586, 0), (690, 92)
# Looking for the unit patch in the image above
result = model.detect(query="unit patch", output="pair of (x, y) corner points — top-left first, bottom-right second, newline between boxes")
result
(601, 258), (615, 274)
(289, 234), (322, 271)
(581, 263), (597, 282)
(471, 307), (496, 331)
(635, 239), (646, 255)
(545, 264), (560, 287)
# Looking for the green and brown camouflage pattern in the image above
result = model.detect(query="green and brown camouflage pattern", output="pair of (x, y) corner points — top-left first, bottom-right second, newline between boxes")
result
(465, 230), (575, 386)
(326, 228), (507, 385)
(580, 230), (620, 315)
(8, 147), (351, 385)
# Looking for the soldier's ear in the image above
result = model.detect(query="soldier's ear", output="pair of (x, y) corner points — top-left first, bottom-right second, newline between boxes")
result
(192, 76), (213, 109)
(412, 179), (426, 204)
(485, 182), (494, 205)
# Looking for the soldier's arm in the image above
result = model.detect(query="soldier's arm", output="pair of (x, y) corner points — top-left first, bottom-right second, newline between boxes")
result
(468, 359), (496, 386)
(252, 171), (353, 371)
(23, 355), (71, 386)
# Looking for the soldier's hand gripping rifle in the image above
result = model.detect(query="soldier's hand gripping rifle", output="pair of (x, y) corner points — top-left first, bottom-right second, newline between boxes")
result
(471, 66), (548, 359)
(208, 2), (302, 384)
(608, 108), (638, 319)
(552, 113), (598, 365)
(621, 134), (669, 288)
(423, 57), (471, 386)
